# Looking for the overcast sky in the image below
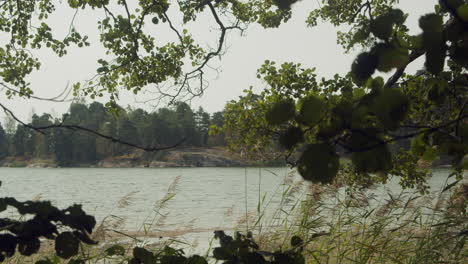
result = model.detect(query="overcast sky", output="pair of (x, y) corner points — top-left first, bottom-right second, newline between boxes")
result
(0, 0), (434, 122)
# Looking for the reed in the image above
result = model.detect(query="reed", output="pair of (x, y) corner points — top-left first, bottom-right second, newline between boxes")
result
(3, 170), (467, 264)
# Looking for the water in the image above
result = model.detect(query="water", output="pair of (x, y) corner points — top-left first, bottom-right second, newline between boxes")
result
(0, 167), (457, 252)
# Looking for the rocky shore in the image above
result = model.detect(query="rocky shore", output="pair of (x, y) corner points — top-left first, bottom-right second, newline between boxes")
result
(0, 147), (273, 168)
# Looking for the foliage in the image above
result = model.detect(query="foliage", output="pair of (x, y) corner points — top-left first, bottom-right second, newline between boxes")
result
(0, 192), (97, 262)
(220, 0), (468, 188)
(0, 0), (294, 106)
(0, 102), (226, 165)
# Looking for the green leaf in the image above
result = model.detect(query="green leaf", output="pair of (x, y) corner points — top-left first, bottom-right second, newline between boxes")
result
(371, 88), (409, 130)
(279, 126), (304, 150)
(419, 14), (443, 32)
(133, 247), (156, 264)
(296, 95), (326, 126)
(105, 245), (126, 256)
(351, 52), (378, 85)
(422, 146), (437, 161)
(213, 247), (232, 260)
(351, 145), (392, 173)
(370, 15), (394, 39)
(427, 79), (448, 104)
(377, 47), (409, 72)
(290, 236), (303, 247)
(456, 4), (468, 21)
(298, 143), (339, 183)
(55, 232), (79, 259)
(368, 77), (384, 90)
(410, 134), (426, 156)
(186, 255), (208, 264)
(265, 99), (296, 126)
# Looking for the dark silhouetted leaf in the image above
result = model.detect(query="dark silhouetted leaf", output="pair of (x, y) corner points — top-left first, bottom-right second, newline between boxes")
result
(266, 99), (296, 126)
(105, 245), (126, 256)
(377, 47), (409, 72)
(290, 236), (303, 247)
(0, 234), (17, 258)
(186, 255), (208, 264)
(351, 52), (379, 85)
(352, 145), (392, 173)
(296, 95), (326, 126)
(18, 238), (40, 256)
(279, 126), (304, 150)
(55, 232), (79, 259)
(298, 143), (339, 183)
(133, 247), (156, 264)
(456, 4), (468, 21)
(213, 247), (232, 260)
(372, 88), (409, 130)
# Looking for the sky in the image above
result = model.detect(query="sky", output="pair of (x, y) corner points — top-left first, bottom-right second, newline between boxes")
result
(0, 0), (435, 122)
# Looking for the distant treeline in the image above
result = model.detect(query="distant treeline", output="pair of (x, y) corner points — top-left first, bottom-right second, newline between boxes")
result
(0, 101), (226, 165)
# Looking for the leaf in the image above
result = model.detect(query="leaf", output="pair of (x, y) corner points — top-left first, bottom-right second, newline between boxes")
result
(351, 145), (392, 173)
(55, 232), (79, 259)
(290, 236), (303, 247)
(370, 15), (394, 39)
(265, 99), (296, 126)
(368, 77), (384, 90)
(298, 143), (339, 183)
(351, 52), (378, 85)
(410, 134), (426, 156)
(73, 231), (97, 245)
(456, 4), (468, 21)
(279, 126), (304, 150)
(348, 131), (392, 173)
(0, 234), (17, 257)
(422, 146), (437, 161)
(377, 47), (409, 72)
(0, 198), (6, 212)
(105, 245), (126, 256)
(133, 247), (156, 264)
(212, 247), (232, 260)
(371, 88), (409, 130)
(419, 14), (443, 32)
(296, 95), (326, 126)
(160, 255), (187, 263)
(427, 79), (448, 104)
(18, 238), (40, 256)
(185, 255), (208, 264)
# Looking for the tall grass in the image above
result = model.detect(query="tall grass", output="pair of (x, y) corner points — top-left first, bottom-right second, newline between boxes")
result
(243, 170), (467, 264)
(3, 169), (467, 263)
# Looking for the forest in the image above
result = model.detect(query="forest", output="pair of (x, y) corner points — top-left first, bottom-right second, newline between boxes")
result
(0, 101), (226, 165)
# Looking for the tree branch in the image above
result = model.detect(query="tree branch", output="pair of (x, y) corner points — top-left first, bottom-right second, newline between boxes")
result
(0, 102), (185, 152)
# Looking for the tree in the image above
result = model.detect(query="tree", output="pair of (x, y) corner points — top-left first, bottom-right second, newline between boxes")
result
(12, 125), (28, 157)
(195, 107), (211, 146)
(0, 122), (8, 159)
(217, 0), (468, 189)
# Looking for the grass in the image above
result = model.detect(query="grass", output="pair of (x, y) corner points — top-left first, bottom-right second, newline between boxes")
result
(2, 169), (467, 263)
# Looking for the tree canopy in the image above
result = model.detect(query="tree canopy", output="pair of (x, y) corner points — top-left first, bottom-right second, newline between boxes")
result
(217, 0), (468, 190)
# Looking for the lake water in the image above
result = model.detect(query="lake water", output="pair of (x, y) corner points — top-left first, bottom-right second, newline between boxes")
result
(0, 167), (458, 253)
